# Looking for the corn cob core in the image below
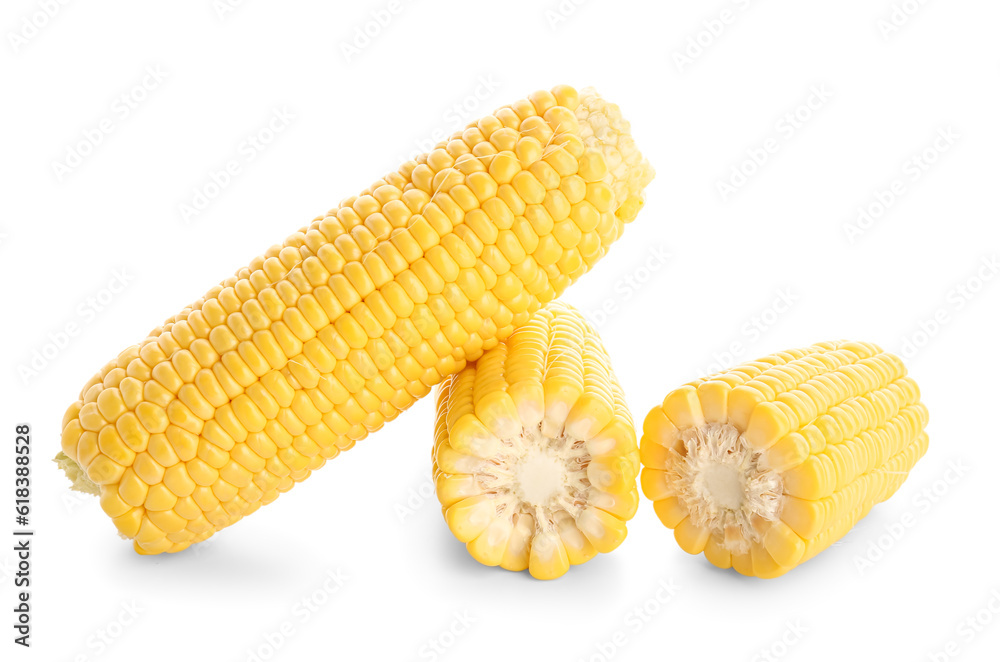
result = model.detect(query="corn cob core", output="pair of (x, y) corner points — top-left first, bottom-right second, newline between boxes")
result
(433, 302), (639, 580)
(670, 423), (782, 551)
(640, 341), (929, 578)
(56, 85), (653, 555)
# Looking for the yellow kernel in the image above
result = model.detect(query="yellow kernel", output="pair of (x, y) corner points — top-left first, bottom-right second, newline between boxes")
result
(118, 468), (149, 507)
(88, 454), (126, 485)
(519, 115), (553, 144)
(586, 182), (614, 212)
(163, 464), (196, 497)
(132, 452), (164, 484)
(145, 484), (178, 511)
(232, 394), (267, 433)
(578, 149), (609, 182)
(515, 137), (543, 168)
(551, 85), (579, 110)
(570, 201), (601, 232)
(488, 151), (521, 185)
(512, 171), (545, 205)
(534, 234), (563, 266)
(553, 220), (583, 249)
(166, 399), (204, 435)
(166, 424), (200, 461)
(98, 426), (136, 466)
(543, 106), (579, 135)
(462, 171), (496, 202)
(116, 412), (150, 452)
(560, 175), (587, 204)
(96, 388), (127, 423)
(135, 401), (169, 434)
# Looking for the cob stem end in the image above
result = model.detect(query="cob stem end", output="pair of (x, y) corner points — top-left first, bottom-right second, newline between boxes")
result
(53, 452), (101, 496)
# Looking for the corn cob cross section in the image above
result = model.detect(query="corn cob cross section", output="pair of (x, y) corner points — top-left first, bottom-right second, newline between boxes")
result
(433, 301), (639, 580)
(640, 341), (929, 578)
(56, 85), (654, 555)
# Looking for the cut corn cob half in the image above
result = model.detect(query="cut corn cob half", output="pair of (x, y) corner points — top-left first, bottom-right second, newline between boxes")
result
(56, 85), (654, 555)
(433, 301), (639, 580)
(639, 341), (929, 578)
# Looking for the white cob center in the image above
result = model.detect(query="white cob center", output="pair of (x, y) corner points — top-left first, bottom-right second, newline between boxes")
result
(666, 423), (782, 553)
(483, 425), (591, 531)
(513, 451), (566, 506)
(698, 462), (745, 511)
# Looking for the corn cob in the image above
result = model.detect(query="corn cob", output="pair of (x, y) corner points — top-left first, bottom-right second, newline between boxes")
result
(639, 341), (929, 578)
(433, 301), (638, 580)
(56, 85), (654, 555)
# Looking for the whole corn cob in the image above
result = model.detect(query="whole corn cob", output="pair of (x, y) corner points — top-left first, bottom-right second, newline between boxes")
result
(57, 85), (654, 555)
(433, 301), (639, 580)
(639, 341), (929, 578)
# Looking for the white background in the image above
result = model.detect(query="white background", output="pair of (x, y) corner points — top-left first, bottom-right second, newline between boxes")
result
(2, 0), (999, 660)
